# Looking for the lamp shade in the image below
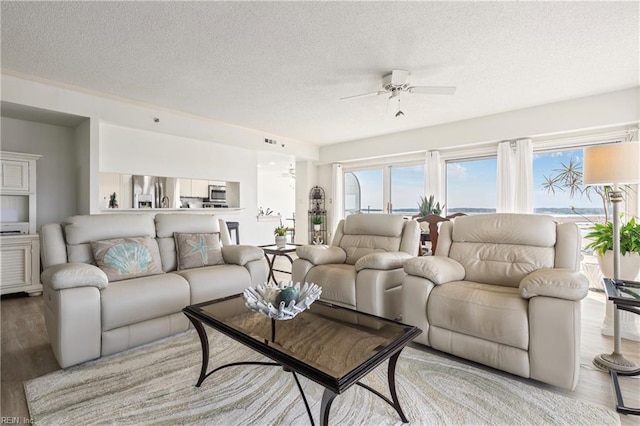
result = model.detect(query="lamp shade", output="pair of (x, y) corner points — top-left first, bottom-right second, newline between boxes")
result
(583, 142), (640, 185)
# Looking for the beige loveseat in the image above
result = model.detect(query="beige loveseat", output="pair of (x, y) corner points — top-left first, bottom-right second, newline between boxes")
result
(40, 213), (267, 368)
(292, 214), (420, 319)
(402, 214), (589, 390)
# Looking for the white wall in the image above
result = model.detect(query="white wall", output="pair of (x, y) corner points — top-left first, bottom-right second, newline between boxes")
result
(257, 170), (295, 221)
(257, 169), (295, 217)
(75, 119), (92, 214)
(319, 88), (640, 164)
(1, 74), (320, 245)
(293, 160), (320, 245)
(1, 117), (79, 230)
(2, 74), (319, 161)
(317, 88), (640, 227)
(99, 123), (267, 244)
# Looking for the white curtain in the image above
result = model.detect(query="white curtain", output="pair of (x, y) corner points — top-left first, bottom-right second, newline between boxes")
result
(330, 163), (344, 242)
(424, 151), (444, 204)
(497, 139), (533, 213)
(497, 142), (514, 213)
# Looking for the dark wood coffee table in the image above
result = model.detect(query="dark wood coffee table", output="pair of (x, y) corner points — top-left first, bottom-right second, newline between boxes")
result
(183, 294), (421, 425)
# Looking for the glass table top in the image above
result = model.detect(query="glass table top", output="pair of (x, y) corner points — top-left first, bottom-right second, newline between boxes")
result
(185, 295), (419, 381)
(604, 279), (640, 307)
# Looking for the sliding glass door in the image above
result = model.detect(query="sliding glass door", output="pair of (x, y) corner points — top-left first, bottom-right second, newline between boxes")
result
(391, 164), (425, 215)
(344, 162), (425, 217)
(344, 169), (384, 215)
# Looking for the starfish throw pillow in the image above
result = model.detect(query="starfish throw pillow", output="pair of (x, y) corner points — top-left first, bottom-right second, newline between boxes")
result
(174, 233), (224, 270)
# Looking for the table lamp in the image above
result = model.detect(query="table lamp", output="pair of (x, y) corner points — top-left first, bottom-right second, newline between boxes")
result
(583, 141), (640, 372)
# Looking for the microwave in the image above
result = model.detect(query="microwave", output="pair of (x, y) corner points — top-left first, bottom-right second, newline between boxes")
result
(208, 185), (226, 202)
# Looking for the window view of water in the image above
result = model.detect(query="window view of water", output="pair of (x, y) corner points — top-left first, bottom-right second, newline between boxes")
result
(446, 157), (497, 215)
(344, 148), (612, 227)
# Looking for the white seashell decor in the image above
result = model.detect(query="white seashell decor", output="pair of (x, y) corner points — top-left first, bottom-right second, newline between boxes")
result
(243, 281), (322, 320)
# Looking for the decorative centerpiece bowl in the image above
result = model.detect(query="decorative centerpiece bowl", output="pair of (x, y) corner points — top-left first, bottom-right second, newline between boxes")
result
(243, 281), (322, 320)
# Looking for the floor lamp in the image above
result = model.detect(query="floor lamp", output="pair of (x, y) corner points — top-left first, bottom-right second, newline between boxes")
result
(583, 141), (640, 372)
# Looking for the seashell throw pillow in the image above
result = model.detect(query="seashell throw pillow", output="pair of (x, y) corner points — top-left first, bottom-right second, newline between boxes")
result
(174, 233), (224, 270)
(90, 237), (164, 282)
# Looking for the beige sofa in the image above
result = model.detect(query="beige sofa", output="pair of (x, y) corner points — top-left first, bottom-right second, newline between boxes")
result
(40, 213), (267, 368)
(292, 214), (420, 319)
(402, 214), (589, 390)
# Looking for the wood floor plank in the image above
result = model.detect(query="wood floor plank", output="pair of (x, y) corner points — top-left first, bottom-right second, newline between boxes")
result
(2, 263), (638, 424)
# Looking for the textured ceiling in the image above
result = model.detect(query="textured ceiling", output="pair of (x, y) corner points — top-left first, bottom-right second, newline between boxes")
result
(2, 1), (638, 145)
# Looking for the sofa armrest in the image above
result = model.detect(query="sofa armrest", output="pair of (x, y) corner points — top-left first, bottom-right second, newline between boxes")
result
(520, 268), (589, 301)
(403, 256), (465, 285)
(41, 263), (109, 290)
(355, 252), (413, 272)
(296, 245), (346, 265)
(221, 245), (264, 266)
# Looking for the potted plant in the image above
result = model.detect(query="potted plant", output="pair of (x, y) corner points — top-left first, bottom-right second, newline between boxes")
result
(416, 195), (444, 217)
(312, 216), (322, 231)
(585, 217), (640, 281)
(274, 226), (288, 248)
(108, 192), (118, 209)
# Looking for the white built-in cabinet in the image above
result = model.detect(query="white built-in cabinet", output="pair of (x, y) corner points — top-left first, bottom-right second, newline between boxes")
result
(0, 151), (42, 296)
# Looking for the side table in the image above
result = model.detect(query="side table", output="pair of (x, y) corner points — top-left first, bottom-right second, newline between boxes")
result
(602, 278), (640, 416)
(259, 244), (300, 284)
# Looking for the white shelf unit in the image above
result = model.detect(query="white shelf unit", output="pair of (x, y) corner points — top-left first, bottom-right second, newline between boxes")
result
(0, 151), (42, 296)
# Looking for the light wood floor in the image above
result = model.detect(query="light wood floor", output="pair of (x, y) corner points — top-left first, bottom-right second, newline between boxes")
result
(2, 272), (639, 424)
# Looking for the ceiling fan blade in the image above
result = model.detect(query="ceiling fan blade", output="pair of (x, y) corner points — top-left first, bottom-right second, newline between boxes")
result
(339, 91), (387, 101)
(407, 86), (457, 95)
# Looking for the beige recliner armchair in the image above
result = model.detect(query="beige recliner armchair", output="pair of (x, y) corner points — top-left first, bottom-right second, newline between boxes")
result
(292, 214), (420, 319)
(402, 213), (589, 390)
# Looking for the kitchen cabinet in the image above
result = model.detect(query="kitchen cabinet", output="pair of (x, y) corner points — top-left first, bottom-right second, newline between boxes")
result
(177, 178), (192, 197)
(191, 179), (209, 197)
(177, 179), (208, 197)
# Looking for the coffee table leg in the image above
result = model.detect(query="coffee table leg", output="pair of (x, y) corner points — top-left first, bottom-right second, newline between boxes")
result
(320, 388), (337, 426)
(186, 314), (210, 387)
(354, 349), (409, 423)
(388, 349), (408, 423)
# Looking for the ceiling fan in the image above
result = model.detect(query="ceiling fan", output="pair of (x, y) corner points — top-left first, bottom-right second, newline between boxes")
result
(339, 69), (456, 101)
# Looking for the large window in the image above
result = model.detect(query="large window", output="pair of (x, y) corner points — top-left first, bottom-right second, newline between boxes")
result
(344, 163), (425, 216)
(533, 148), (606, 221)
(391, 164), (425, 215)
(446, 157), (497, 215)
(344, 169), (384, 215)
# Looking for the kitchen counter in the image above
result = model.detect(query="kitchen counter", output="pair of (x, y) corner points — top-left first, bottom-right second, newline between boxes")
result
(99, 207), (243, 213)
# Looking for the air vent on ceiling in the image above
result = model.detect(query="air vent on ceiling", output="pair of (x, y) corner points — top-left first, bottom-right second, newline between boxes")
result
(264, 138), (277, 145)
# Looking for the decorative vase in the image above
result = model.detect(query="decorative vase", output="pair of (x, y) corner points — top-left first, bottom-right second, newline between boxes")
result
(275, 235), (286, 249)
(597, 251), (640, 342)
(313, 224), (321, 231)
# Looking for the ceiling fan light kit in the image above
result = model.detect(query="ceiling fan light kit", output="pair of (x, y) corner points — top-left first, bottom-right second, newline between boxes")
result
(383, 69), (411, 91)
(340, 69), (457, 116)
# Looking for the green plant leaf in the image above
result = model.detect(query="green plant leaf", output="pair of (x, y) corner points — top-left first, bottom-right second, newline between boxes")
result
(585, 217), (640, 256)
(417, 195), (445, 216)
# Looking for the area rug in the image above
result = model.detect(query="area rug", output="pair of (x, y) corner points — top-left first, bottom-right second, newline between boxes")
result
(24, 329), (619, 425)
